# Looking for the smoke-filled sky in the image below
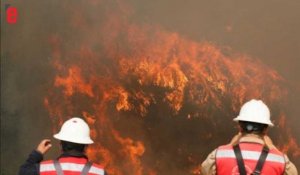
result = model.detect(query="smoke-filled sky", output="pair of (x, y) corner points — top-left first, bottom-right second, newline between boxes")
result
(1, 0), (300, 174)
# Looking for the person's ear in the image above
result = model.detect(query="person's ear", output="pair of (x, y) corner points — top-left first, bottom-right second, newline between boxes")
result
(238, 124), (242, 132)
(263, 127), (268, 135)
(60, 141), (63, 153)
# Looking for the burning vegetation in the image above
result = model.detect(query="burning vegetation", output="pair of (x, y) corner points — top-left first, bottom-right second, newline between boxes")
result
(42, 0), (300, 174)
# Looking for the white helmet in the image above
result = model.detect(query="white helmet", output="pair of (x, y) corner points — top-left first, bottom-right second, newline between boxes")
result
(233, 99), (274, 127)
(54, 117), (94, 144)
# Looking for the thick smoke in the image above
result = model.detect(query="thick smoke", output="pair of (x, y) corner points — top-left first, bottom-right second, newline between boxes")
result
(1, 0), (300, 175)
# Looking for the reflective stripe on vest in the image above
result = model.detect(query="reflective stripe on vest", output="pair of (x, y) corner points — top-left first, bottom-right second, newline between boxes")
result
(40, 163), (104, 175)
(40, 157), (105, 175)
(216, 149), (285, 164)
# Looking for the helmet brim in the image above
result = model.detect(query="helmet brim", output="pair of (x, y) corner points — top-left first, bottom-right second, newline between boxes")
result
(53, 133), (94, 144)
(233, 117), (274, 127)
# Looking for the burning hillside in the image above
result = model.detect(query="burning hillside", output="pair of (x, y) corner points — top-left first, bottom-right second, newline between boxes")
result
(42, 0), (300, 174)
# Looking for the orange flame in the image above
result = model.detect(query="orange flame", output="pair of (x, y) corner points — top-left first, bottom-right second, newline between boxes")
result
(44, 0), (300, 174)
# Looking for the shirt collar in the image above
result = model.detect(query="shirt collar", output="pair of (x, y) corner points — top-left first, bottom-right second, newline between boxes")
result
(239, 134), (265, 145)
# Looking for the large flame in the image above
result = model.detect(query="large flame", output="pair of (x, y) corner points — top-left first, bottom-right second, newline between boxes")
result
(44, 0), (300, 174)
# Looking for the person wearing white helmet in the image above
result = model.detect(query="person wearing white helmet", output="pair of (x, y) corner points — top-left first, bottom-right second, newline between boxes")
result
(201, 99), (298, 175)
(19, 117), (107, 175)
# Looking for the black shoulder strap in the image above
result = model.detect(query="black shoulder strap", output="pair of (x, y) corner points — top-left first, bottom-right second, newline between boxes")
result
(53, 160), (64, 175)
(251, 146), (269, 175)
(233, 144), (247, 175)
(53, 160), (92, 175)
(81, 162), (92, 175)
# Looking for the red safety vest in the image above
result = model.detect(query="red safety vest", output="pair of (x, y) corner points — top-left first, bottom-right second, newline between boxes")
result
(40, 157), (105, 175)
(216, 142), (285, 175)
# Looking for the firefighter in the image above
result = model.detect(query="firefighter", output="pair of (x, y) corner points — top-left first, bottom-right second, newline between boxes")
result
(19, 117), (107, 175)
(201, 99), (298, 175)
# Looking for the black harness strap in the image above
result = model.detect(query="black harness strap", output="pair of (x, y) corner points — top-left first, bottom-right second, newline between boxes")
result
(81, 162), (92, 175)
(251, 146), (269, 175)
(53, 160), (64, 175)
(53, 160), (92, 175)
(233, 144), (247, 175)
(233, 144), (270, 175)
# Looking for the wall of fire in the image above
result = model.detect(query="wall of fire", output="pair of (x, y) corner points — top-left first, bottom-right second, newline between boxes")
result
(1, 0), (300, 174)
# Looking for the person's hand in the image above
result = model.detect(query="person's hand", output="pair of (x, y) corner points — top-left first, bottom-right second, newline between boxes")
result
(263, 135), (277, 150)
(36, 139), (52, 155)
(229, 132), (242, 146)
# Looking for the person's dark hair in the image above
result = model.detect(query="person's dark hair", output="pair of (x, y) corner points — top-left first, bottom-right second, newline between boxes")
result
(239, 121), (268, 134)
(61, 141), (86, 152)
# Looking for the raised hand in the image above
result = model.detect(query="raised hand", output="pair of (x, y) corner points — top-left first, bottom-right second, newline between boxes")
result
(36, 139), (52, 155)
